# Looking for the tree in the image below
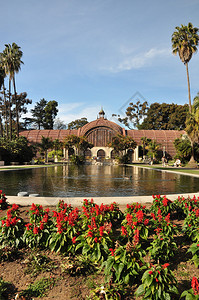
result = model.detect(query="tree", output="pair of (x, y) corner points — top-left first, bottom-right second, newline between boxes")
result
(12, 92), (32, 135)
(174, 136), (192, 162)
(0, 136), (35, 163)
(172, 23), (199, 111)
(146, 140), (161, 160)
(141, 137), (151, 158)
(113, 100), (148, 129)
(78, 136), (93, 155)
(30, 99), (58, 129)
(30, 98), (47, 129)
(64, 135), (93, 156)
(54, 118), (66, 129)
(1, 43), (23, 139)
(38, 136), (53, 163)
(139, 102), (189, 130)
(67, 118), (88, 130)
(108, 134), (137, 157)
(43, 100), (58, 129)
(185, 93), (199, 166)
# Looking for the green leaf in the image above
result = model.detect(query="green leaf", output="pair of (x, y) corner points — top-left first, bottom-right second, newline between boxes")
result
(124, 273), (130, 284)
(135, 284), (145, 297)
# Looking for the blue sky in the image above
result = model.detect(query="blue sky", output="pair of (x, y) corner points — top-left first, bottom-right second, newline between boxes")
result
(1, 0), (199, 126)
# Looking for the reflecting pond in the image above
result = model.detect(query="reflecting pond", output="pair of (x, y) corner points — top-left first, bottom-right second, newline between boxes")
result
(0, 165), (199, 197)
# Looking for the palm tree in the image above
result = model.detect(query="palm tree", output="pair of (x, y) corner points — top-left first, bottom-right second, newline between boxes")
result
(39, 136), (53, 163)
(141, 137), (151, 158)
(185, 93), (199, 167)
(0, 62), (8, 137)
(1, 43), (23, 138)
(146, 140), (161, 161)
(171, 23), (199, 112)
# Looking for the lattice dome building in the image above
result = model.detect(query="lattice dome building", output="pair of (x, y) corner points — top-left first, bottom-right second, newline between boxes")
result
(19, 110), (185, 161)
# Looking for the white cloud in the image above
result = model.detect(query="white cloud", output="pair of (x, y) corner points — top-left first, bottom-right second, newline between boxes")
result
(103, 48), (171, 73)
(58, 103), (101, 125)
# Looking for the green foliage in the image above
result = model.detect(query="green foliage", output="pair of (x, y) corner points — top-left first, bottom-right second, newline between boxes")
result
(0, 190), (9, 210)
(0, 277), (11, 300)
(0, 204), (25, 249)
(24, 252), (56, 277)
(0, 136), (35, 163)
(146, 140), (161, 160)
(181, 276), (199, 299)
(70, 154), (85, 165)
(61, 254), (96, 276)
(139, 102), (189, 130)
(150, 195), (174, 217)
(172, 23), (199, 65)
(108, 134), (137, 157)
(116, 99), (148, 129)
(188, 242), (199, 268)
(30, 98), (47, 129)
(87, 283), (128, 300)
(102, 242), (146, 285)
(23, 204), (53, 249)
(68, 117), (88, 129)
(174, 136), (192, 162)
(44, 100), (58, 129)
(147, 233), (177, 263)
(48, 206), (80, 254)
(30, 98), (58, 129)
(20, 277), (55, 298)
(135, 263), (178, 299)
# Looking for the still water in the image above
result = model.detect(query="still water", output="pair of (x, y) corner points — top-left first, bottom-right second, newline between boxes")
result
(0, 165), (199, 197)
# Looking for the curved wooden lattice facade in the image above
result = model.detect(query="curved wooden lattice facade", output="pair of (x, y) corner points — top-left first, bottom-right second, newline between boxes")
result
(85, 127), (116, 147)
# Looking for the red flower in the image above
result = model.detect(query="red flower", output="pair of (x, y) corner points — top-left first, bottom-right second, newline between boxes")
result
(136, 210), (144, 223)
(87, 231), (93, 238)
(94, 237), (98, 243)
(144, 219), (149, 226)
(155, 278), (159, 283)
(72, 236), (77, 244)
(11, 203), (19, 211)
(25, 223), (32, 231)
(192, 277), (199, 295)
(40, 223), (44, 230)
(109, 248), (115, 256)
(121, 226), (127, 236)
(11, 217), (17, 226)
(99, 226), (104, 236)
(6, 219), (11, 227)
(33, 227), (39, 234)
(30, 203), (37, 211)
(162, 263), (169, 269)
(149, 270), (153, 275)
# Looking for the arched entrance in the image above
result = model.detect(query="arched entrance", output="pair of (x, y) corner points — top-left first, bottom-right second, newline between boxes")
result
(127, 149), (134, 163)
(97, 149), (105, 159)
(84, 149), (92, 159)
(68, 148), (75, 157)
(111, 150), (119, 159)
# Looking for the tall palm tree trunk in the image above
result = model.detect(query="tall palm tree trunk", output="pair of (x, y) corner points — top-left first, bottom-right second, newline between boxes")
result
(186, 63), (192, 113)
(8, 78), (12, 140)
(2, 81), (8, 138)
(13, 76), (19, 137)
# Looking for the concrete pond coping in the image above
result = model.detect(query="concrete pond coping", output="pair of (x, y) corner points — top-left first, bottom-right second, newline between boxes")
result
(6, 192), (199, 207)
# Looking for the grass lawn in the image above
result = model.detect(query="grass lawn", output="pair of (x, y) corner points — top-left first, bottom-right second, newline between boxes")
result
(132, 163), (199, 176)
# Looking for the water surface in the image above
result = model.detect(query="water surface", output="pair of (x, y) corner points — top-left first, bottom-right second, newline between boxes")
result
(0, 165), (198, 197)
